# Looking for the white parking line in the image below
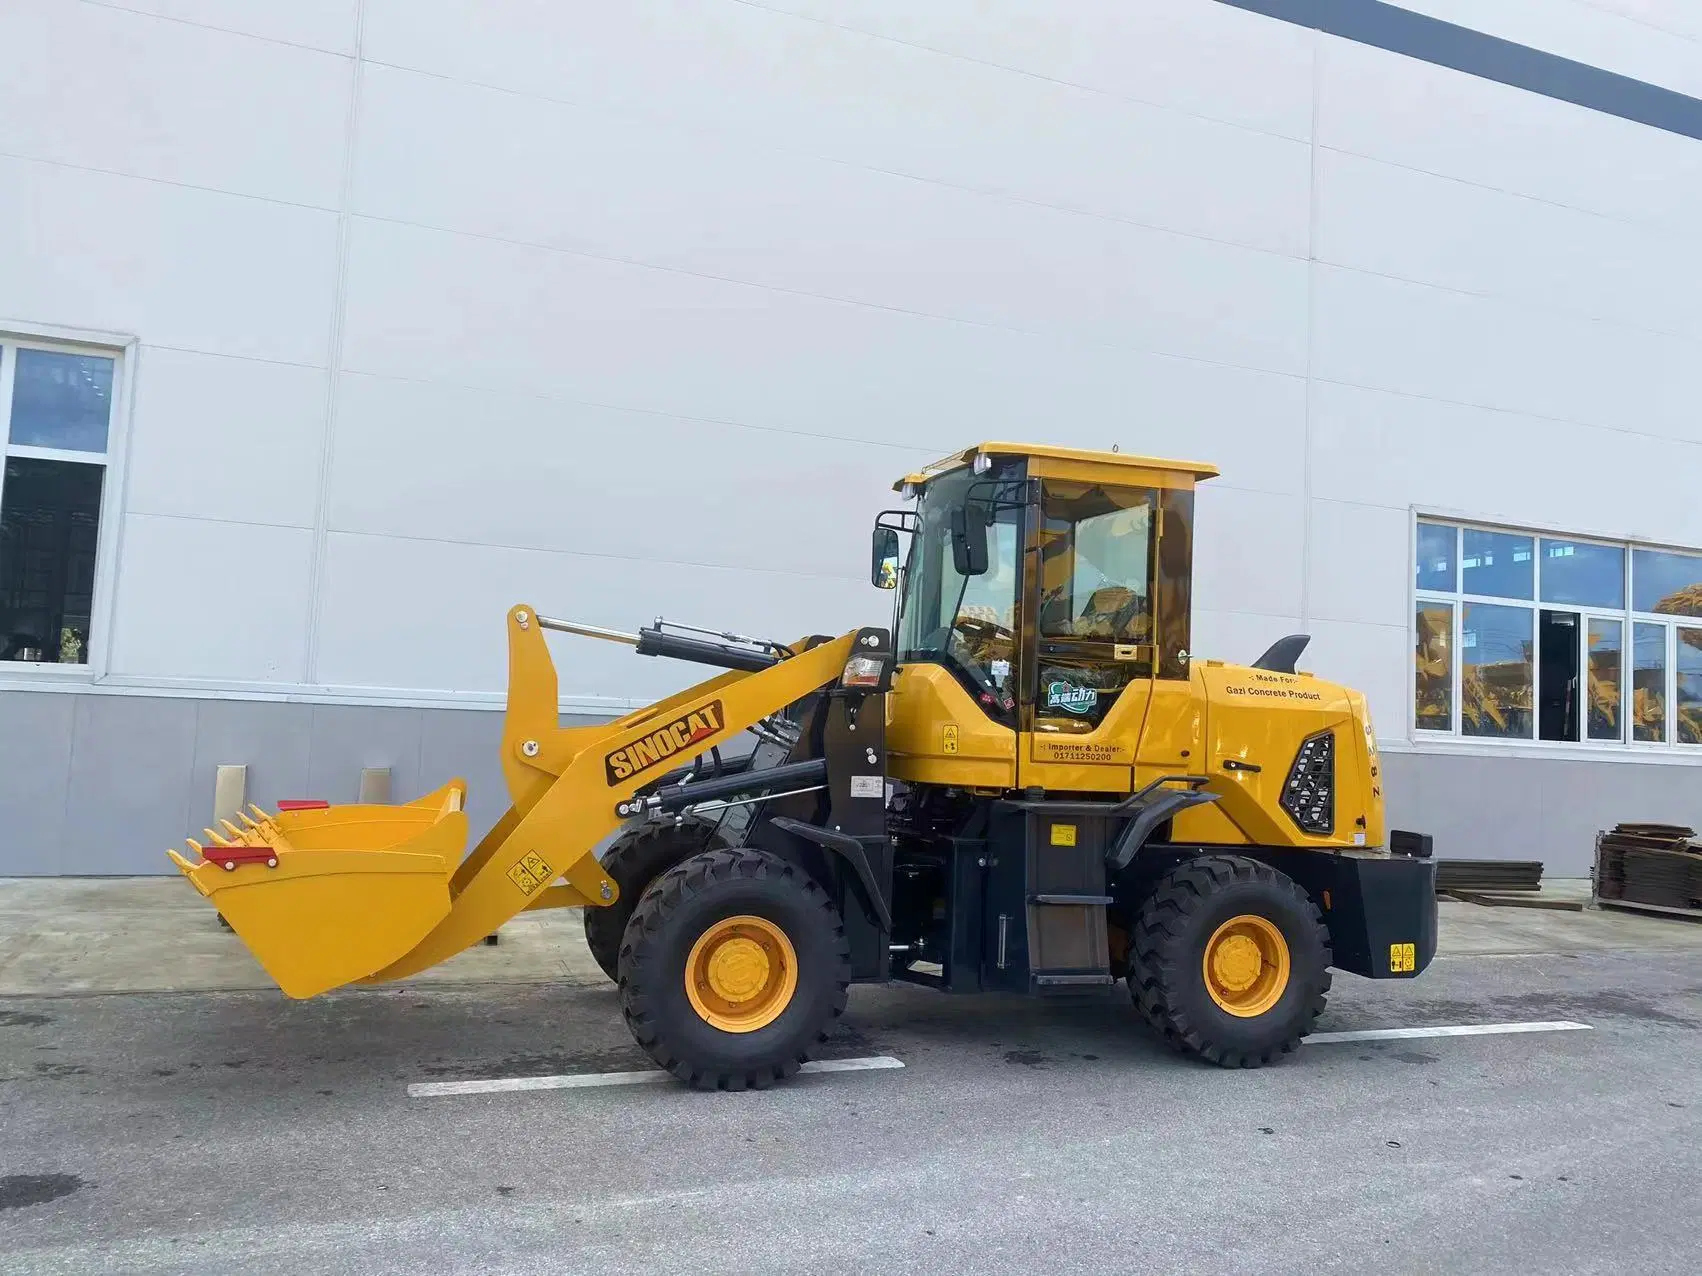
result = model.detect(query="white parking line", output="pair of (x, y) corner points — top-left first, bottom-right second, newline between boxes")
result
(407, 1054), (905, 1098)
(1306, 1020), (1591, 1045)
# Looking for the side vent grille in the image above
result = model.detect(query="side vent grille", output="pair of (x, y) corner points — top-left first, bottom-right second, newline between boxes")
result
(1281, 730), (1335, 835)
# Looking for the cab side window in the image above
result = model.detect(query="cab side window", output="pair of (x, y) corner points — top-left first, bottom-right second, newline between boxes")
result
(1034, 482), (1158, 729)
(1038, 491), (1154, 642)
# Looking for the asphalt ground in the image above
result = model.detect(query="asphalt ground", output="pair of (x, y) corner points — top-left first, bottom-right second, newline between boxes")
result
(2, 947), (1699, 1275)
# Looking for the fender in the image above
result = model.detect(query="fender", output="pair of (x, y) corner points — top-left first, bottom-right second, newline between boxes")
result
(767, 817), (893, 931)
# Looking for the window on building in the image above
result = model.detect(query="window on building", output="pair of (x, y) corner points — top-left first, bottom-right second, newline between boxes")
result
(0, 342), (117, 666)
(1586, 618), (1622, 742)
(1461, 602), (1531, 739)
(1414, 519), (1702, 749)
(1413, 601), (1453, 731)
(1632, 621), (1666, 743)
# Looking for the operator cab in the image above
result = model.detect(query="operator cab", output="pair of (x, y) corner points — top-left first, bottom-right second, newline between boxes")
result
(872, 443), (1216, 784)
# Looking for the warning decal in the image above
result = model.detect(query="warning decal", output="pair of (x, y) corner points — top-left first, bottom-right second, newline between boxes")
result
(507, 851), (554, 897)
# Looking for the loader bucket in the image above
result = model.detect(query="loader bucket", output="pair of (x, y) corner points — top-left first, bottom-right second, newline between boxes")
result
(161, 602), (858, 999)
(167, 781), (470, 999)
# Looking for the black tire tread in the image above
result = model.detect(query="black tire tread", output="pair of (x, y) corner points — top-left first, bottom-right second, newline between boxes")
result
(583, 821), (722, 982)
(617, 847), (851, 1091)
(1129, 854), (1332, 1069)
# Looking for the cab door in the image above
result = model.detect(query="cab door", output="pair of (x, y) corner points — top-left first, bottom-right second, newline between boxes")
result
(1020, 476), (1159, 792)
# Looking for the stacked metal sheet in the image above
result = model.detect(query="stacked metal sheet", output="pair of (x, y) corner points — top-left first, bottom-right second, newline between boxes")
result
(1595, 824), (1702, 912)
(1434, 859), (1545, 894)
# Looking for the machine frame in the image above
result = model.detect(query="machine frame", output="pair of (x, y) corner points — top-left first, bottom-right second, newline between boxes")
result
(170, 441), (1438, 1088)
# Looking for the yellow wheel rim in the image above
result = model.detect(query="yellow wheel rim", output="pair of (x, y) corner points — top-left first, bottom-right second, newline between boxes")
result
(1202, 914), (1290, 1018)
(685, 915), (798, 1033)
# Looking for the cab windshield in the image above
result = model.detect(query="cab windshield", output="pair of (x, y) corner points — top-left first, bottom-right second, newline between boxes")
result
(896, 463), (1024, 714)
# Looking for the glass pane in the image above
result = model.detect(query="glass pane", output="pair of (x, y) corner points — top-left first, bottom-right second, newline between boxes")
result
(0, 457), (104, 664)
(1633, 548), (1702, 617)
(1678, 630), (1702, 745)
(1414, 602), (1453, 731)
(1586, 619), (1623, 742)
(9, 350), (115, 453)
(955, 520), (1021, 637)
(1034, 480), (1158, 729)
(1415, 522), (1456, 593)
(1461, 529), (1533, 600)
(1037, 483), (1154, 642)
(1540, 539), (1624, 608)
(1632, 622), (1667, 743)
(1461, 603), (1533, 738)
(895, 462), (1025, 717)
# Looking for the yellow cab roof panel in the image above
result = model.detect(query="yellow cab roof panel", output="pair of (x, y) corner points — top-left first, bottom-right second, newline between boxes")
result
(894, 442), (1220, 492)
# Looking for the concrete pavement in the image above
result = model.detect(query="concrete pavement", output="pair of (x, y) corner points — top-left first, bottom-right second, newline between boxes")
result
(4, 875), (1702, 1273)
(2, 950), (1699, 1274)
(3, 875), (1699, 998)
(0, 877), (607, 996)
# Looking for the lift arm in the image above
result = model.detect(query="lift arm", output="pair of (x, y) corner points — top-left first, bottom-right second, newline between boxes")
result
(168, 602), (860, 998)
(365, 606), (858, 983)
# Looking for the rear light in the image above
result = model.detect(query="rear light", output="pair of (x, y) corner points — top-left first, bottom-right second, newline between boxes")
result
(841, 655), (886, 688)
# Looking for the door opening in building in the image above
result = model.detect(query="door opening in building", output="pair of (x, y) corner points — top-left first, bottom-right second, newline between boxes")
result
(1538, 609), (1580, 742)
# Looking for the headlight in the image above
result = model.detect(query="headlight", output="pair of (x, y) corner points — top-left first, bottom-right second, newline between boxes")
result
(841, 655), (888, 688)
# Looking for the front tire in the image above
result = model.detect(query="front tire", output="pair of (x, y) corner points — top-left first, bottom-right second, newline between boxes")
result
(1129, 855), (1331, 1068)
(583, 821), (722, 982)
(617, 848), (851, 1090)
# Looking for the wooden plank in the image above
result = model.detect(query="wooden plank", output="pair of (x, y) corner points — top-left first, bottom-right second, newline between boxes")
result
(1441, 890), (1585, 912)
(1594, 897), (1702, 923)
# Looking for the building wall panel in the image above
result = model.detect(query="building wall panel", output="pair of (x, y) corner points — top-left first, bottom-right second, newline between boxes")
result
(2, 1), (1701, 874)
(107, 515), (315, 683)
(0, 0), (351, 207)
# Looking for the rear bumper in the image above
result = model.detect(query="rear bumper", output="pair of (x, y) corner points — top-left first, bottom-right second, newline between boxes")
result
(1265, 848), (1439, 979)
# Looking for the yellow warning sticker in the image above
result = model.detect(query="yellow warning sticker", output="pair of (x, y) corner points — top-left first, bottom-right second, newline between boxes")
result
(1050, 823), (1077, 847)
(942, 724), (960, 755)
(507, 851), (554, 897)
(1389, 942), (1416, 973)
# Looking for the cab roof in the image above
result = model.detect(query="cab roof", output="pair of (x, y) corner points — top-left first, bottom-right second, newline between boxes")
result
(894, 442), (1220, 493)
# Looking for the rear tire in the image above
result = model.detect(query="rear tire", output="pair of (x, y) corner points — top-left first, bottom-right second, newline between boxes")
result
(617, 848), (851, 1090)
(1128, 854), (1331, 1068)
(583, 821), (722, 982)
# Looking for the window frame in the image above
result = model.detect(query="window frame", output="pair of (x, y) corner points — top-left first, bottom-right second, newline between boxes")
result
(1409, 510), (1702, 756)
(0, 321), (136, 680)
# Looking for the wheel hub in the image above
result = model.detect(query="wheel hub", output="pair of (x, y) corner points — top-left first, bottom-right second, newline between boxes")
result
(1211, 934), (1263, 992)
(685, 915), (798, 1034)
(706, 936), (771, 1002)
(1202, 914), (1291, 1018)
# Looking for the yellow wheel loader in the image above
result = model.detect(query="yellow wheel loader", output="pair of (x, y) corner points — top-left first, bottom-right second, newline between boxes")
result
(170, 443), (1437, 1089)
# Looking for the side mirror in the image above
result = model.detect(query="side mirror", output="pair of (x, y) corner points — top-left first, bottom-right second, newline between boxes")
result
(950, 503), (989, 577)
(871, 526), (901, 590)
